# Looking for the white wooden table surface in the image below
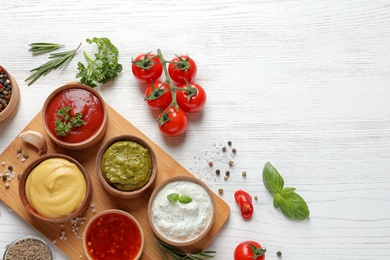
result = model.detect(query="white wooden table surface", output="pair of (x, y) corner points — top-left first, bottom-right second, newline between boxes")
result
(1, 0), (390, 259)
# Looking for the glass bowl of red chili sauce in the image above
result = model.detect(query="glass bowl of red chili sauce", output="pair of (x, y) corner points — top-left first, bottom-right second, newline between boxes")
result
(83, 209), (144, 260)
(42, 82), (108, 150)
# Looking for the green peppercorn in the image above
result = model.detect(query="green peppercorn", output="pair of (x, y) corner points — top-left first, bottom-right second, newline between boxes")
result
(228, 160), (234, 167)
(242, 171), (247, 177)
(218, 188), (224, 195)
(23, 152), (29, 159)
(17, 147), (22, 154)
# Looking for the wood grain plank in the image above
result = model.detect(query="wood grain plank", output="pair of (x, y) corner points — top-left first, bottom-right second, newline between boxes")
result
(0, 104), (230, 259)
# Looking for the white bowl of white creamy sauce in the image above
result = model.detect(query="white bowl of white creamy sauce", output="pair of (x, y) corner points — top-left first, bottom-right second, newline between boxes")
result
(148, 176), (216, 246)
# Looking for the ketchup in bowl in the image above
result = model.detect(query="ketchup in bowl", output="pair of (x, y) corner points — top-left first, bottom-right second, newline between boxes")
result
(45, 88), (104, 143)
(42, 83), (108, 150)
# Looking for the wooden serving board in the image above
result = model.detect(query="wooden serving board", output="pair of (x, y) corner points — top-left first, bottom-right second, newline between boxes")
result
(0, 104), (230, 259)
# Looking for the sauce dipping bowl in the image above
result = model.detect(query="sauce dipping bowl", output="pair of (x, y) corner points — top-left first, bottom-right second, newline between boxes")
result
(19, 154), (92, 223)
(0, 65), (20, 124)
(83, 209), (144, 260)
(42, 82), (108, 150)
(96, 135), (158, 199)
(148, 176), (216, 247)
(3, 235), (53, 260)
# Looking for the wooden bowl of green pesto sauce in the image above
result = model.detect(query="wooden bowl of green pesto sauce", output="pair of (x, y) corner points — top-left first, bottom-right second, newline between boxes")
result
(96, 135), (158, 199)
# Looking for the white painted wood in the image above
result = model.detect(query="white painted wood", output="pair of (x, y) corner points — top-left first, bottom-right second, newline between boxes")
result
(1, 0), (390, 259)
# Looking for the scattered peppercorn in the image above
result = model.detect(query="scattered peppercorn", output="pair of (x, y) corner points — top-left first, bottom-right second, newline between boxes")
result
(23, 152), (29, 159)
(5, 182), (10, 189)
(276, 251), (282, 257)
(208, 161), (213, 167)
(17, 173), (22, 180)
(228, 141), (232, 146)
(254, 195), (258, 201)
(222, 146), (226, 152)
(242, 171), (247, 177)
(224, 176), (228, 181)
(215, 169), (220, 175)
(8, 165), (13, 171)
(17, 147), (22, 154)
(232, 148), (237, 154)
(228, 160), (234, 167)
(2, 175), (7, 181)
(218, 188), (224, 195)
(225, 170), (230, 176)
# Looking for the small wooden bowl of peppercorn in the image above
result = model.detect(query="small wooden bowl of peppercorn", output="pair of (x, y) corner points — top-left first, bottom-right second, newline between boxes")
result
(42, 82), (108, 150)
(96, 135), (158, 199)
(19, 154), (93, 223)
(0, 65), (20, 124)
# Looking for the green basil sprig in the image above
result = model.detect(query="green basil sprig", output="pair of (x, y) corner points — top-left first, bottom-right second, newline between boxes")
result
(262, 162), (310, 220)
(167, 193), (193, 204)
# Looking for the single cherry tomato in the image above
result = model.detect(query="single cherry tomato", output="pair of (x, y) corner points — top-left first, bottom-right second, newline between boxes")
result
(176, 82), (206, 113)
(168, 55), (197, 84)
(131, 53), (163, 83)
(234, 241), (266, 260)
(157, 105), (188, 136)
(145, 81), (172, 110)
(234, 190), (254, 219)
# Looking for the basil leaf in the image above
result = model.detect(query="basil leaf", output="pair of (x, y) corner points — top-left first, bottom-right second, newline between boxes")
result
(167, 193), (179, 202)
(273, 187), (310, 220)
(262, 162), (284, 195)
(178, 195), (193, 204)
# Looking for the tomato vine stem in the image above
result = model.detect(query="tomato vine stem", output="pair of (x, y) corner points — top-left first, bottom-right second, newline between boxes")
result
(156, 49), (179, 110)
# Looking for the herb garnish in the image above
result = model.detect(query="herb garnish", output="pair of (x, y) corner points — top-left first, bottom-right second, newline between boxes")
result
(28, 42), (63, 55)
(76, 37), (123, 88)
(262, 162), (310, 220)
(167, 193), (193, 204)
(154, 238), (216, 259)
(55, 106), (84, 136)
(25, 43), (82, 86)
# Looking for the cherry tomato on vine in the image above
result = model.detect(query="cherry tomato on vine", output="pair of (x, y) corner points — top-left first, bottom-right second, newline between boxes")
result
(168, 55), (197, 84)
(131, 53), (163, 83)
(234, 241), (266, 260)
(157, 105), (188, 136)
(145, 81), (172, 110)
(234, 190), (254, 220)
(176, 82), (206, 113)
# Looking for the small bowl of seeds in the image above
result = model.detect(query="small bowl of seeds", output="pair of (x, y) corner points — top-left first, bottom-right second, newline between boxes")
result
(3, 236), (53, 260)
(0, 65), (20, 124)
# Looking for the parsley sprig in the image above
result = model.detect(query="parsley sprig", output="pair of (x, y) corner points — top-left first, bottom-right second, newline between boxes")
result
(76, 37), (123, 88)
(55, 106), (84, 136)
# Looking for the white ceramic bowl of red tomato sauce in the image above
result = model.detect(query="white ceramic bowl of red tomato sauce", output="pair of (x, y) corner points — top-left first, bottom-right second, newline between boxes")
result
(42, 82), (108, 150)
(83, 209), (144, 260)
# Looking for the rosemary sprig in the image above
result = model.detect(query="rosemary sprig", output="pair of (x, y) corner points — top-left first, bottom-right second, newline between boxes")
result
(25, 42), (82, 86)
(28, 42), (63, 55)
(154, 238), (216, 260)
